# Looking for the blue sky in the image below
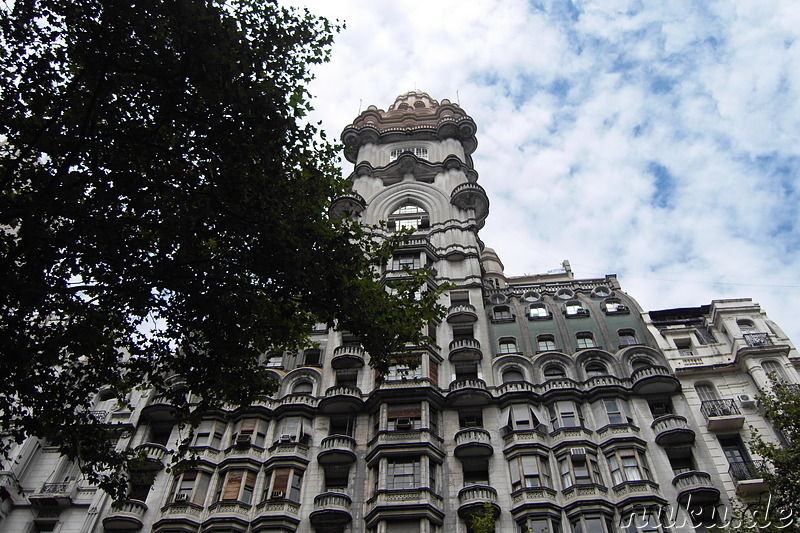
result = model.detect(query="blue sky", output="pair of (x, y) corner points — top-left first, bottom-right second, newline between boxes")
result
(286, 0), (800, 342)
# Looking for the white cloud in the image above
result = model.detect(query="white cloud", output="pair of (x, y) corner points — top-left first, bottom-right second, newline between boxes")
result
(284, 0), (800, 343)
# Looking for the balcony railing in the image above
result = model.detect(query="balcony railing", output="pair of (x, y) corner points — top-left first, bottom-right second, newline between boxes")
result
(728, 460), (768, 481)
(700, 399), (741, 418)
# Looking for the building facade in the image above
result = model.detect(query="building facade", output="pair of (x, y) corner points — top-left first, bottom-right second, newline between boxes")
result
(1, 92), (797, 533)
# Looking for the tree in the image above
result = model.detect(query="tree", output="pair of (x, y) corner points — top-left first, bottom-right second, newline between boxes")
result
(0, 0), (444, 497)
(719, 380), (800, 532)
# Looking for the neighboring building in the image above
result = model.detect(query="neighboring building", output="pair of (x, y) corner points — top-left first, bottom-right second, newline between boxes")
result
(1, 92), (797, 533)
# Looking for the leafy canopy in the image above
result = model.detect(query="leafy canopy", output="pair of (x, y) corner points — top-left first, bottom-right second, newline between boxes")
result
(0, 0), (445, 497)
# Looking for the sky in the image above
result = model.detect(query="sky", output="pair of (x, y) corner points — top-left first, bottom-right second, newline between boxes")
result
(284, 0), (800, 343)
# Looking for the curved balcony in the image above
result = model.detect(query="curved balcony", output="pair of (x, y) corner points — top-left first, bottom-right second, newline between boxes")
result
(651, 415), (695, 446)
(139, 394), (179, 423)
(310, 492), (352, 530)
(103, 499), (147, 531)
(673, 471), (720, 506)
(252, 499), (300, 532)
(631, 365), (680, 395)
(133, 443), (168, 471)
(446, 378), (491, 407)
(317, 435), (357, 465)
(449, 339), (482, 363)
(447, 304), (478, 324)
(454, 428), (493, 458)
(540, 378), (581, 397)
(495, 381), (536, 402)
(319, 386), (363, 414)
(450, 182), (489, 227)
(457, 485), (500, 520)
(331, 345), (365, 370)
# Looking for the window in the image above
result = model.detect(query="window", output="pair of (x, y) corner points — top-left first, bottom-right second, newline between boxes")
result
(576, 332), (596, 349)
(393, 253), (421, 271)
(460, 410), (483, 429)
(542, 363), (565, 379)
(232, 418), (268, 447)
(518, 517), (562, 533)
(509, 455), (552, 490)
(264, 468), (303, 502)
(648, 399), (673, 417)
(604, 299), (628, 313)
(215, 470), (257, 504)
(336, 368), (358, 388)
(623, 510), (667, 533)
(275, 416), (310, 444)
(300, 348), (321, 367)
(388, 203), (429, 231)
(558, 453), (602, 488)
(529, 304), (550, 319)
(502, 368), (526, 383)
(329, 413), (356, 437)
(695, 382), (718, 402)
(388, 458), (421, 489)
(499, 338), (518, 354)
(265, 352), (283, 368)
(450, 291), (470, 306)
(323, 464), (350, 493)
(762, 360), (787, 382)
(603, 398), (626, 425)
(737, 319), (757, 334)
(386, 519), (422, 533)
(565, 301), (587, 317)
(454, 362), (479, 381)
(618, 329), (638, 347)
(462, 458), (489, 487)
(607, 449), (651, 485)
(292, 381), (313, 395)
(492, 305), (513, 321)
(193, 420), (225, 449)
(548, 401), (583, 430)
(570, 515), (614, 533)
(630, 357), (652, 371)
(675, 338), (693, 356)
(390, 147), (429, 161)
(170, 470), (211, 505)
(506, 404), (541, 431)
(386, 360), (423, 380)
(388, 403), (421, 431)
(668, 451), (695, 475)
(585, 362), (607, 378)
(537, 335), (557, 352)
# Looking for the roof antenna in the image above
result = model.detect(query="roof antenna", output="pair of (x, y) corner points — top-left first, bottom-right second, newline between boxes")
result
(457, 90), (460, 105)
(357, 98), (362, 115)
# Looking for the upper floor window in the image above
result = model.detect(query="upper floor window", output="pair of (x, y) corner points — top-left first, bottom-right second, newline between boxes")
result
(549, 400), (583, 430)
(193, 420), (225, 449)
(603, 398), (626, 425)
(517, 517), (562, 533)
(585, 362), (607, 378)
(618, 329), (638, 347)
(387, 403), (421, 431)
(737, 319), (757, 334)
(565, 300), (588, 317)
(604, 298), (629, 314)
(492, 305), (514, 322)
(214, 470), (257, 505)
(390, 147), (429, 161)
(502, 368), (526, 383)
(232, 418), (268, 448)
(558, 452), (602, 488)
(576, 332), (596, 350)
(170, 470), (211, 505)
(506, 404), (541, 431)
(508, 454), (551, 490)
(263, 467), (303, 502)
(538, 335), (557, 352)
(387, 457), (422, 489)
(292, 381), (313, 395)
(570, 515), (615, 533)
(529, 304), (551, 319)
(388, 203), (429, 232)
(607, 449), (651, 485)
(392, 252), (421, 271)
(695, 382), (719, 402)
(499, 337), (519, 354)
(386, 359), (423, 381)
(762, 360), (787, 381)
(542, 363), (565, 379)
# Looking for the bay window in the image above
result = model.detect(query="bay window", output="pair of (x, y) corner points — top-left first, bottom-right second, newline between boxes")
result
(193, 420), (225, 449)
(232, 418), (268, 448)
(518, 517), (562, 533)
(548, 401), (584, 430)
(388, 458), (421, 489)
(215, 469), (257, 504)
(509, 454), (551, 490)
(263, 467), (303, 502)
(607, 449), (651, 485)
(170, 470), (211, 505)
(558, 452), (602, 488)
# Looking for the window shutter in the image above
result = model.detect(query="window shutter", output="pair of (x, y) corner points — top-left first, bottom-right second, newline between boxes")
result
(272, 469), (290, 492)
(222, 471), (243, 500)
(240, 419), (257, 435)
(429, 361), (438, 386)
(388, 404), (421, 418)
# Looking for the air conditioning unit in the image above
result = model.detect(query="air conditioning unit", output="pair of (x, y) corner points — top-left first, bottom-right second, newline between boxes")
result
(271, 490), (285, 499)
(279, 434), (294, 443)
(236, 434), (252, 446)
(395, 418), (413, 430)
(174, 493), (189, 502)
(737, 394), (757, 408)
(570, 447), (587, 457)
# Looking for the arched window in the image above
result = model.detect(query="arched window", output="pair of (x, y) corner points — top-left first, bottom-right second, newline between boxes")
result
(576, 332), (596, 349)
(389, 146), (429, 161)
(499, 338), (518, 355)
(388, 203), (429, 232)
(630, 357), (652, 371)
(529, 304), (550, 319)
(543, 364), (565, 379)
(537, 335), (556, 352)
(502, 368), (525, 383)
(585, 362), (607, 378)
(695, 382), (718, 402)
(737, 319), (757, 334)
(762, 360), (787, 382)
(292, 381), (313, 395)
(565, 300), (588, 317)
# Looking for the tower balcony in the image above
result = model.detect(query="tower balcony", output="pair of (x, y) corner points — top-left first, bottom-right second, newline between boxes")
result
(133, 443), (168, 471)
(495, 380), (536, 402)
(540, 378), (581, 398)
(139, 393), (180, 423)
(446, 378), (491, 407)
(449, 339), (482, 363)
(317, 435), (357, 465)
(102, 500), (147, 531)
(457, 485), (500, 521)
(446, 304), (478, 324)
(331, 345), (365, 370)
(700, 399), (745, 432)
(502, 426), (549, 453)
(310, 491), (353, 531)
(450, 182), (489, 227)
(319, 386), (364, 414)
(29, 482), (77, 508)
(729, 460), (769, 496)
(454, 428), (493, 459)
(672, 471), (720, 506)
(631, 365), (680, 395)
(651, 415), (695, 446)
(252, 499), (300, 533)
